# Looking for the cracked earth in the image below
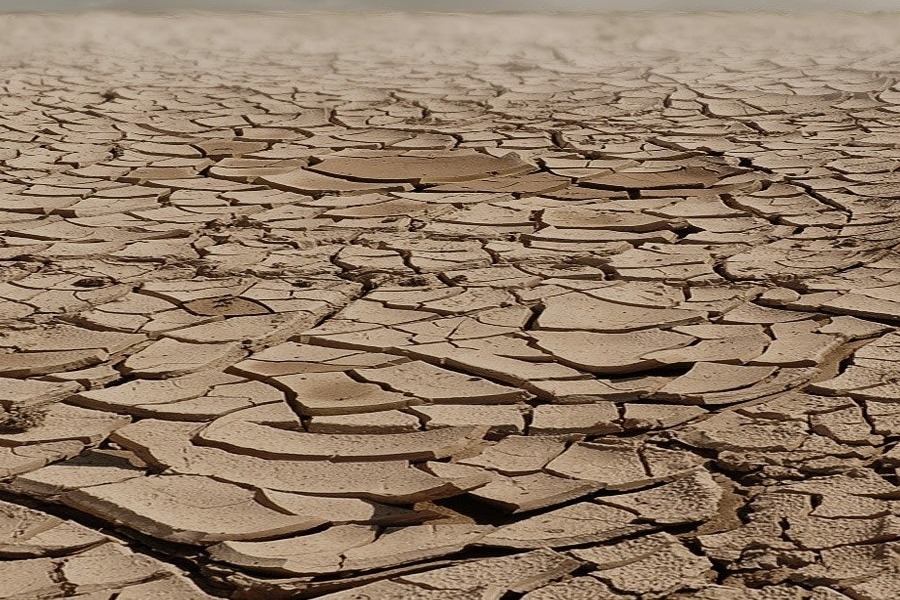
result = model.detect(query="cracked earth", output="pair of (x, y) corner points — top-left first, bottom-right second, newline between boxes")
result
(1, 10), (900, 600)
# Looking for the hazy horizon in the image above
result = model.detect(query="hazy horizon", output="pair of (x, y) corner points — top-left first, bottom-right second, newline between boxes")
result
(1, 0), (897, 12)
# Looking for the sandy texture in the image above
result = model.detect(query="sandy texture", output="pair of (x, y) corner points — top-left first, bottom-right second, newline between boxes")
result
(1, 11), (900, 599)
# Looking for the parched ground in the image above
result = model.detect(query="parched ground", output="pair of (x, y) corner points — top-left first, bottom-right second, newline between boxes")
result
(2, 11), (900, 599)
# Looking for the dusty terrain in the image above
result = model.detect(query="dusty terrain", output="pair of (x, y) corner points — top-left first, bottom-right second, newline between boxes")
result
(1, 11), (900, 599)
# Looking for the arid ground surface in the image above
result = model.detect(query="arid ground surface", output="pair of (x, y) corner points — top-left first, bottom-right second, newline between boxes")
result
(2, 11), (900, 599)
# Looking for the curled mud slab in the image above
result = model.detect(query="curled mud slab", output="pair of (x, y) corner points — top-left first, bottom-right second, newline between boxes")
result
(1, 10), (900, 599)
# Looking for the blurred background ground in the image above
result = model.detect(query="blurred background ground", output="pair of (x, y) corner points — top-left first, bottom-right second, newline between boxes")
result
(3, 0), (900, 12)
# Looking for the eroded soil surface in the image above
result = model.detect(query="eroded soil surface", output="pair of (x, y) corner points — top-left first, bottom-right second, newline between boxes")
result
(1, 11), (900, 600)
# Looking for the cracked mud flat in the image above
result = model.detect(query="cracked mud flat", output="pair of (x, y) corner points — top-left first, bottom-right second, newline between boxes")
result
(1, 10), (900, 599)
